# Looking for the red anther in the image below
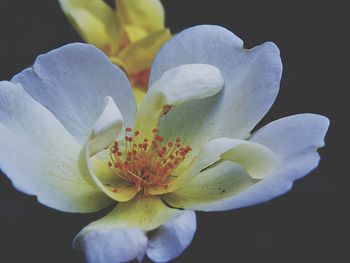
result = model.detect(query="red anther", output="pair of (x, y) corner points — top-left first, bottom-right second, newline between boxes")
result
(126, 127), (132, 132)
(112, 188), (118, 193)
(109, 131), (191, 196)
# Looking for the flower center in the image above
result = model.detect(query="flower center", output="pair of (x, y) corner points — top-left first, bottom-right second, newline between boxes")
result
(108, 127), (191, 195)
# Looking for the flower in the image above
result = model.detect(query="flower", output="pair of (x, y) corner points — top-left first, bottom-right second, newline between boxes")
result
(59, 0), (172, 104)
(0, 25), (329, 262)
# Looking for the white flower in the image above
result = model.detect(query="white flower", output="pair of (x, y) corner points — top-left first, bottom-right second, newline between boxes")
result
(0, 25), (329, 263)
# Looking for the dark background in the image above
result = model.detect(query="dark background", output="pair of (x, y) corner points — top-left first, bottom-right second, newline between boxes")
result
(0, 0), (348, 262)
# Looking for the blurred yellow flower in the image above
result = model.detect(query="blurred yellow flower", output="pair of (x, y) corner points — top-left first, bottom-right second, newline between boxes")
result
(59, 0), (172, 105)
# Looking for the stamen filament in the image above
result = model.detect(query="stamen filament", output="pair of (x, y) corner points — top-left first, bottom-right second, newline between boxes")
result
(108, 127), (191, 195)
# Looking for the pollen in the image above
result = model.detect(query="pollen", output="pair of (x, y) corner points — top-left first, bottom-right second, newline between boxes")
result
(108, 127), (191, 195)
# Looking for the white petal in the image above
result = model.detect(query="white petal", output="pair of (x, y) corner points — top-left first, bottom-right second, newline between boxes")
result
(188, 114), (329, 211)
(147, 210), (196, 262)
(151, 25), (282, 149)
(89, 96), (124, 156)
(78, 96), (139, 202)
(0, 81), (112, 212)
(12, 43), (137, 144)
(134, 63), (224, 141)
(162, 161), (256, 211)
(74, 227), (147, 263)
(74, 195), (180, 263)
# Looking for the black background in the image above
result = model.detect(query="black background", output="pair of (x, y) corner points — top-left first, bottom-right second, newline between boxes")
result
(0, 1), (348, 262)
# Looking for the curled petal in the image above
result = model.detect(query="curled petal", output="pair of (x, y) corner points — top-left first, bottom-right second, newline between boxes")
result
(168, 114), (329, 211)
(78, 96), (139, 202)
(134, 64), (224, 142)
(149, 138), (275, 195)
(89, 96), (124, 156)
(162, 161), (256, 211)
(150, 25), (282, 150)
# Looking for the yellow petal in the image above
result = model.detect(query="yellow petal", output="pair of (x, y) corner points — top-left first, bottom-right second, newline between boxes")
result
(121, 25), (148, 44)
(87, 195), (178, 230)
(109, 56), (127, 68)
(118, 29), (172, 75)
(116, 0), (165, 33)
(132, 87), (147, 108)
(59, 0), (119, 52)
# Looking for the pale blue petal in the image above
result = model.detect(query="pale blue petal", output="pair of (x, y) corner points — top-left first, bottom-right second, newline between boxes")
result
(74, 227), (147, 263)
(150, 25), (282, 149)
(12, 43), (137, 144)
(147, 210), (196, 262)
(73, 195), (182, 263)
(0, 81), (112, 212)
(187, 114), (329, 211)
